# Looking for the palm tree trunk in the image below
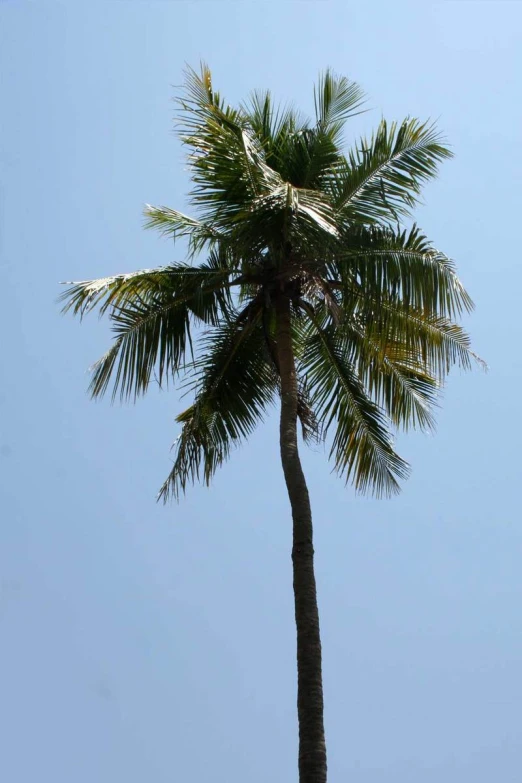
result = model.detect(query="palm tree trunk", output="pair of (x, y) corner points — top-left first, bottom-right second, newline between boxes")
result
(276, 293), (327, 783)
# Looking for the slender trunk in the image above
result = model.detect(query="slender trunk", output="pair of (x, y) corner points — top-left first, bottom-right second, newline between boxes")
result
(276, 293), (327, 783)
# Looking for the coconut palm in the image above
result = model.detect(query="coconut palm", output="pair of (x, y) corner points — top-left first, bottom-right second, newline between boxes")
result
(61, 65), (480, 783)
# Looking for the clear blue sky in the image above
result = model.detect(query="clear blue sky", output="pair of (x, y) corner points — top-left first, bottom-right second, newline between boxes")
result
(1, 2), (521, 781)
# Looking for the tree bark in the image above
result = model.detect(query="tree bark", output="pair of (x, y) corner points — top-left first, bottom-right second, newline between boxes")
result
(276, 293), (327, 783)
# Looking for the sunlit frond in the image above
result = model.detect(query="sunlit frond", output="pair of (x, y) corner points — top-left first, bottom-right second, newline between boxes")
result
(331, 224), (474, 318)
(358, 298), (485, 376)
(337, 317), (440, 431)
(64, 261), (242, 401)
(326, 118), (452, 222)
(59, 257), (237, 320)
(314, 69), (366, 144)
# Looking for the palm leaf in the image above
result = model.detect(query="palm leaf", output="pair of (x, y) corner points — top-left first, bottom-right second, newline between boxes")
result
(314, 69), (366, 143)
(336, 315), (440, 431)
(282, 128), (341, 189)
(354, 295), (485, 376)
(327, 118), (452, 222)
(143, 205), (231, 257)
(60, 266), (172, 318)
(64, 261), (240, 401)
(159, 306), (277, 500)
(244, 90), (304, 168)
(59, 258), (236, 319)
(175, 65), (283, 234)
(330, 224), (474, 318)
(300, 310), (409, 496)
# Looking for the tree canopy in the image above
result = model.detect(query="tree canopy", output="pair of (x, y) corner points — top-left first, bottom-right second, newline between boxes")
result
(61, 65), (481, 500)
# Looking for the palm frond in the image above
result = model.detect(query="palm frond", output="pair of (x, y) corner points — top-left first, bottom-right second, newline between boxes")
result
(354, 295), (485, 376)
(159, 307), (277, 500)
(176, 62), (243, 136)
(175, 65), (284, 234)
(216, 182), (340, 260)
(60, 266), (170, 318)
(337, 316), (440, 431)
(59, 258), (236, 320)
(327, 118), (452, 222)
(300, 311), (409, 496)
(188, 120), (283, 233)
(143, 205), (230, 257)
(64, 261), (240, 401)
(282, 128), (341, 189)
(244, 90), (304, 159)
(314, 69), (366, 143)
(331, 224), (474, 318)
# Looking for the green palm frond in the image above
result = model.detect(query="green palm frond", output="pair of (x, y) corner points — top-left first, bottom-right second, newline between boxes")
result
(357, 295), (484, 376)
(330, 224), (474, 318)
(63, 260), (242, 401)
(318, 267), (480, 378)
(337, 317), (440, 431)
(245, 107), (340, 190)
(314, 69), (366, 143)
(238, 183), (339, 256)
(60, 266), (171, 318)
(244, 89), (305, 170)
(176, 66), (283, 234)
(244, 89), (337, 190)
(176, 63), (245, 137)
(143, 205), (230, 257)
(59, 257), (236, 319)
(301, 311), (409, 496)
(188, 121), (283, 234)
(275, 128), (339, 189)
(327, 118), (452, 222)
(159, 307), (277, 500)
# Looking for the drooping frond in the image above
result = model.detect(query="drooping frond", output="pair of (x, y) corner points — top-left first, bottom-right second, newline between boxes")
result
(60, 266), (172, 319)
(59, 255), (236, 319)
(331, 224), (474, 318)
(159, 306), (277, 500)
(300, 310), (410, 496)
(62, 260), (242, 401)
(326, 118), (452, 222)
(356, 298), (485, 377)
(336, 316), (440, 431)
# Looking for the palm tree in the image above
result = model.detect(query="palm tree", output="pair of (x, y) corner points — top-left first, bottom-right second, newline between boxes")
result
(61, 65), (480, 783)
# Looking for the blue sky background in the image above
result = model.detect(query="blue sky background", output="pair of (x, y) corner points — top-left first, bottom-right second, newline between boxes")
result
(1, 2), (521, 781)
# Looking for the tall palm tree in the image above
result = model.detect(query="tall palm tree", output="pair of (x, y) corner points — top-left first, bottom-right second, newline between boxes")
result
(61, 65), (480, 783)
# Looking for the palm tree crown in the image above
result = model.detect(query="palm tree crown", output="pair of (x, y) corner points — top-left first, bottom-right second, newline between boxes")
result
(61, 64), (479, 500)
